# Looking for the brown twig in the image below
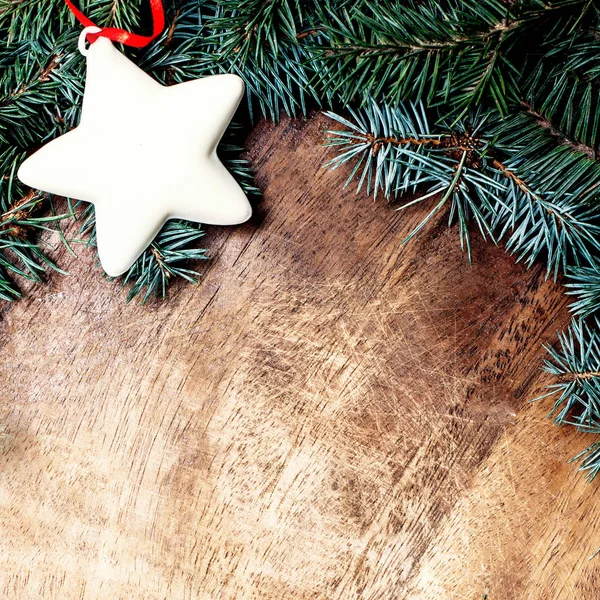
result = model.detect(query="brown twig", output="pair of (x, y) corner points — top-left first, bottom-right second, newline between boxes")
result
(492, 158), (531, 197)
(165, 9), (181, 47)
(361, 131), (481, 169)
(1, 191), (37, 220)
(558, 371), (600, 383)
(523, 101), (597, 161)
(0, 191), (39, 238)
(39, 54), (62, 82)
(1, 54), (62, 107)
(151, 247), (171, 279)
(296, 28), (322, 40)
(492, 157), (564, 222)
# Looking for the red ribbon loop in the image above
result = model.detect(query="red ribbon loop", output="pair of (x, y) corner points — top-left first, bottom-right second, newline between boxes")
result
(64, 0), (165, 48)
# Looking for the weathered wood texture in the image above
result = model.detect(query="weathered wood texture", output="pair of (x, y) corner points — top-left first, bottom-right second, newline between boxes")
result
(1, 113), (599, 599)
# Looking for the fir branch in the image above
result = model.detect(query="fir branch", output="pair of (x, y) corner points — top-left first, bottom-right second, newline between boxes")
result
(490, 112), (600, 275)
(522, 6), (600, 153)
(523, 101), (598, 161)
(0, 189), (70, 299)
(325, 101), (500, 260)
(541, 317), (600, 427)
(325, 100), (600, 276)
(541, 316), (600, 481)
(121, 220), (209, 303)
(189, 0), (324, 120)
(572, 440), (600, 482)
(311, 0), (524, 114)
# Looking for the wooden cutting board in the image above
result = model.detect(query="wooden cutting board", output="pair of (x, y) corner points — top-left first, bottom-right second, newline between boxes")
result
(1, 113), (599, 599)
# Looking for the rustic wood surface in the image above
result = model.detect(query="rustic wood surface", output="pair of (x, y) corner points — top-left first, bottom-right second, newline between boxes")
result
(1, 113), (599, 599)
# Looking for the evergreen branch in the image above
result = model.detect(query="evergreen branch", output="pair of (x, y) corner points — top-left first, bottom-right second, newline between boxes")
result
(121, 220), (209, 303)
(541, 316), (600, 481)
(325, 100), (500, 260)
(572, 440), (600, 482)
(326, 100), (600, 276)
(541, 317), (600, 428)
(311, 0), (524, 113)
(186, 0), (324, 120)
(490, 113), (600, 275)
(523, 101), (598, 161)
(522, 6), (600, 152)
(0, 188), (71, 299)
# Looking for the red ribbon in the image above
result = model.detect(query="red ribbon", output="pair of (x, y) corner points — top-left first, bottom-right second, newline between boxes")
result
(64, 0), (165, 48)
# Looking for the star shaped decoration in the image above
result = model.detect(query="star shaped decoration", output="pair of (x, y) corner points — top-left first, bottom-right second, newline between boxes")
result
(18, 36), (252, 277)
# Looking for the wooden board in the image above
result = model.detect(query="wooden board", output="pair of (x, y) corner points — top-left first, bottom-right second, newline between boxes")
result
(1, 113), (599, 599)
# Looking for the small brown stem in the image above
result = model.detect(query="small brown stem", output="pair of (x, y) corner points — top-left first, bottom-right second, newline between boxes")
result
(492, 158), (560, 221)
(368, 134), (442, 156)
(522, 101), (597, 160)
(367, 134), (443, 147)
(558, 371), (600, 383)
(296, 28), (322, 40)
(492, 158), (531, 197)
(165, 10), (181, 47)
(361, 132), (479, 160)
(151, 247), (171, 279)
(0, 191), (40, 238)
(1, 54), (62, 107)
(1, 191), (37, 221)
(39, 55), (62, 82)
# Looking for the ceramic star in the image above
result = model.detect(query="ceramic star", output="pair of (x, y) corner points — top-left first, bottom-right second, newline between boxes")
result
(18, 36), (252, 277)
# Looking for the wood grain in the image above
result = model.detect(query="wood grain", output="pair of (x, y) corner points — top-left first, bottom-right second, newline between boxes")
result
(1, 112), (599, 599)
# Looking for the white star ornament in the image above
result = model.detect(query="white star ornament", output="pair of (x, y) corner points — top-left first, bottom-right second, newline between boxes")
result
(18, 35), (252, 277)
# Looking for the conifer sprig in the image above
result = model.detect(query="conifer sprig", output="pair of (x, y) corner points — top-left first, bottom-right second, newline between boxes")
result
(541, 317), (600, 480)
(196, 0), (324, 120)
(325, 100), (600, 274)
(0, 190), (69, 300)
